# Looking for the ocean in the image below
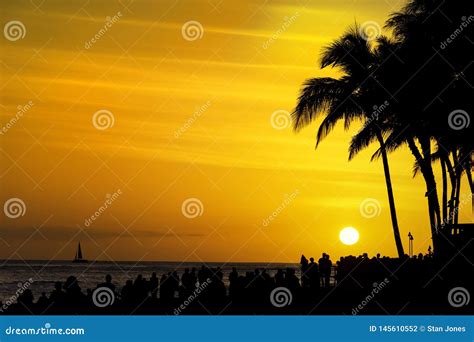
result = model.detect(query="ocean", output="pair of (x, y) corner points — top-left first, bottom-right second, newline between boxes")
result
(0, 260), (299, 303)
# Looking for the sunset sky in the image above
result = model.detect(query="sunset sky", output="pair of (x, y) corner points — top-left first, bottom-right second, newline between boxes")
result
(1, 0), (471, 263)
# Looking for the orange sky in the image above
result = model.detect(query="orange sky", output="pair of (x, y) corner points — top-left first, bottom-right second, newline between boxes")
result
(1, 0), (471, 263)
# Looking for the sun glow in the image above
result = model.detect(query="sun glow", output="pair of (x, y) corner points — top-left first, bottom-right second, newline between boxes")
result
(339, 227), (359, 245)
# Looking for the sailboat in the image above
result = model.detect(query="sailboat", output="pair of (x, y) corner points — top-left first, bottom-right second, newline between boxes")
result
(72, 242), (88, 263)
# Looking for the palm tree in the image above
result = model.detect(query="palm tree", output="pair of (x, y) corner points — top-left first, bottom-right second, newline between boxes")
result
(293, 0), (472, 257)
(385, 0), (473, 252)
(292, 26), (405, 258)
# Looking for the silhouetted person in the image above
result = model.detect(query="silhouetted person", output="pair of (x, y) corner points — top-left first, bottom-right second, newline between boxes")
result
(323, 254), (332, 287)
(17, 289), (34, 307)
(285, 268), (300, 291)
(171, 271), (180, 298)
(300, 255), (309, 288)
(133, 275), (147, 302)
(308, 257), (320, 291)
(121, 280), (134, 305)
(98, 274), (116, 294)
(36, 292), (49, 308)
(275, 269), (285, 286)
(190, 268), (197, 289)
(49, 281), (66, 307)
(198, 266), (207, 285)
(318, 253), (327, 287)
(159, 274), (168, 301)
(229, 267), (238, 298)
(63, 276), (86, 313)
(149, 272), (159, 299)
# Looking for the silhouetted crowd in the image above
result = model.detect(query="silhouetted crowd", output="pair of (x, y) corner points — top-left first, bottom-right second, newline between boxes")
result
(2, 252), (471, 315)
(300, 253), (333, 289)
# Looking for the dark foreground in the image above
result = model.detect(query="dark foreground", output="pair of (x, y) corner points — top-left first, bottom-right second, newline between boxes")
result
(2, 253), (472, 315)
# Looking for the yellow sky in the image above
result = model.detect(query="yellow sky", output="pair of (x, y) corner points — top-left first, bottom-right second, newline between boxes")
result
(1, 0), (471, 262)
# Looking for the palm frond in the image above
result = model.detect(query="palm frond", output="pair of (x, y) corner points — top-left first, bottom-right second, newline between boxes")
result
(315, 93), (364, 145)
(348, 120), (380, 160)
(292, 77), (345, 131)
(371, 127), (406, 160)
(320, 24), (374, 76)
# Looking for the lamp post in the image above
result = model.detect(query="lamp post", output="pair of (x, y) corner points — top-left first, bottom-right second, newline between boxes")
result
(408, 232), (414, 258)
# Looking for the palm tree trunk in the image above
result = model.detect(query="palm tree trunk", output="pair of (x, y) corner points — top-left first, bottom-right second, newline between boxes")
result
(452, 151), (462, 224)
(407, 138), (440, 253)
(419, 137), (441, 228)
(445, 155), (457, 224)
(376, 132), (404, 258)
(465, 166), (474, 200)
(453, 172), (462, 224)
(439, 157), (448, 226)
(440, 158), (448, 225)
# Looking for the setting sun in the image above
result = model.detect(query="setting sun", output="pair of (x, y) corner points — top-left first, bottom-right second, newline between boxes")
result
(339, 227), (360, 245)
